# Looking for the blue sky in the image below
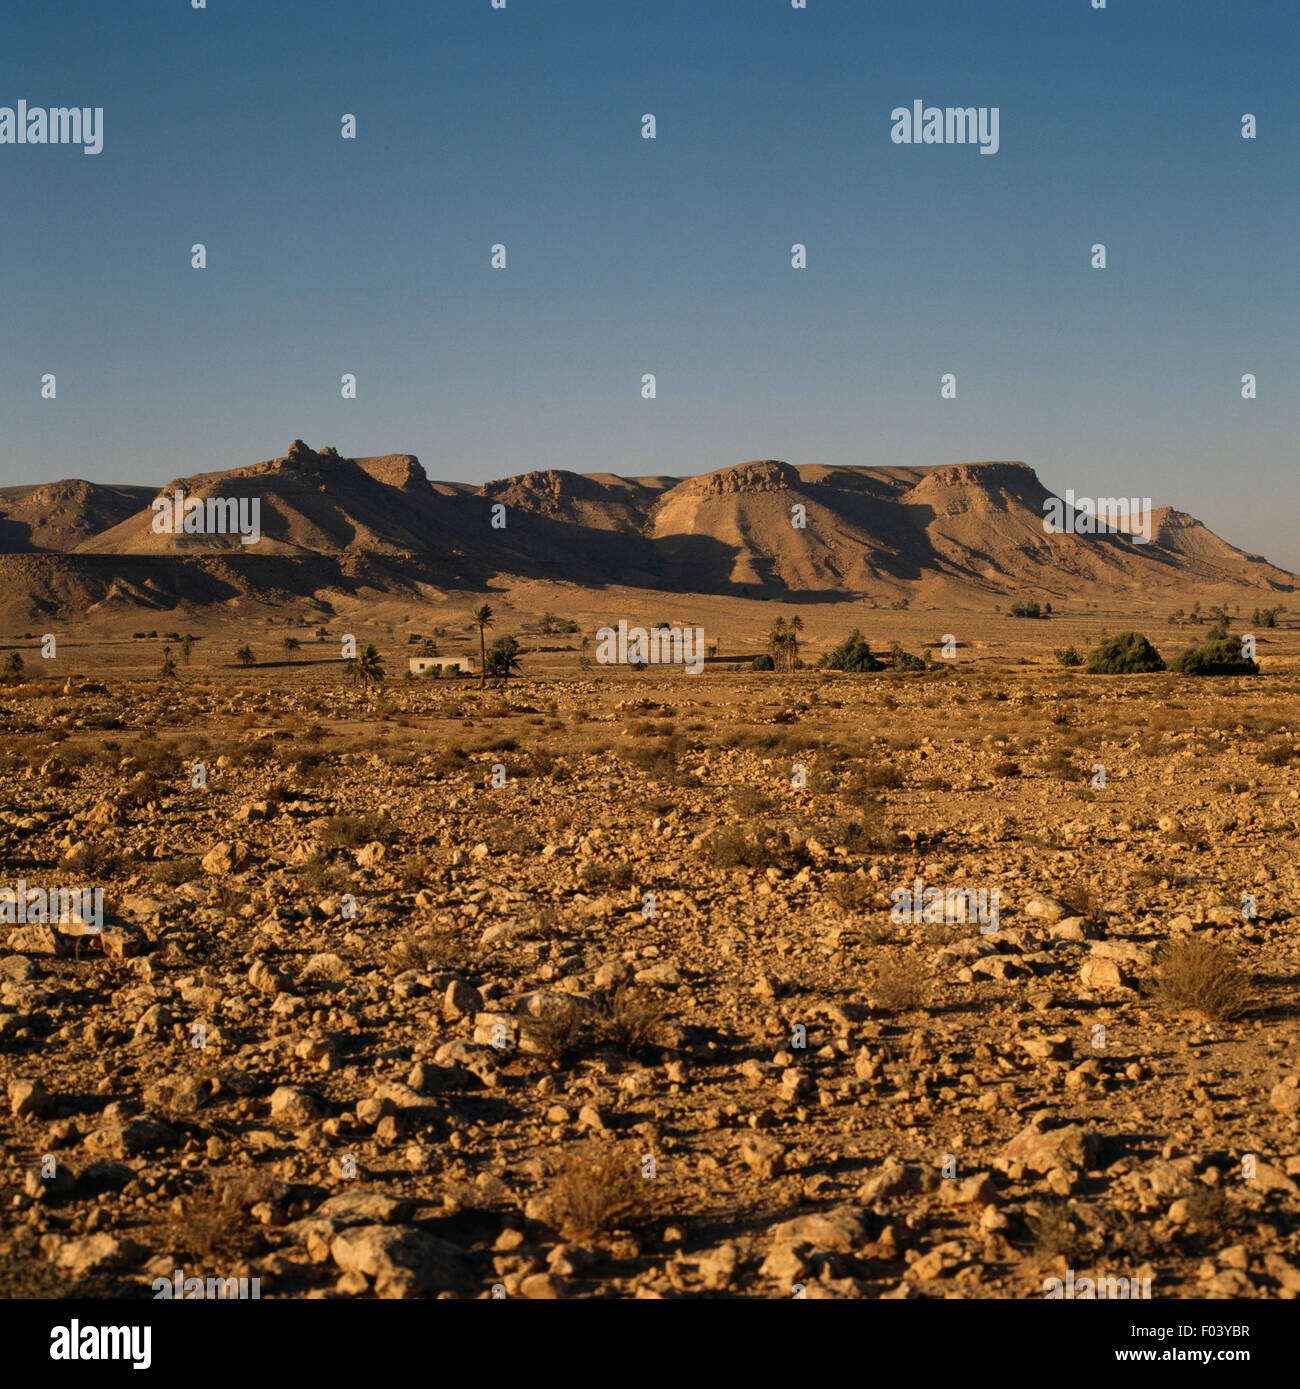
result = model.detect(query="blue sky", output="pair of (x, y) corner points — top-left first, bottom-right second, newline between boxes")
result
(2, 0), (1296, 565)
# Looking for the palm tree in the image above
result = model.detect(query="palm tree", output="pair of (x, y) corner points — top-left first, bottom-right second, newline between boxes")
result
(345, 643), (385, 686)
(282, 636), (301, 655)
(3, 651), (24, 684)
(485, 635), (522, 685)
(767, 616), (787, 668)
(235, 645), (254, 667)
(181, 634), (195, 665)
(767, 616), (802, 673)
(471, 604), (494, 688)
(159, 646), (177, 679)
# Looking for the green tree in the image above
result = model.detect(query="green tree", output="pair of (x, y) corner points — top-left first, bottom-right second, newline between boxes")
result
(235, 645), (255, 667)
(283, 636), (301, 654)
(345, 643), (385, 686)
(818, 630), (883, 672)
(2, 651), (24, 684)
(181, 634), (196, 665)
(1168, 639), (1258, 676)
(1084, 632), (1165, 674)
(484, 634), (522, 684)
(159, 647), (177, 679)
(887, 641), (926, 671)
(767, 614), (803, 673)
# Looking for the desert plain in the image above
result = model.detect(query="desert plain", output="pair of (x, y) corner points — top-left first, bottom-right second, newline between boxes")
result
(2, 588), (1299, 1301)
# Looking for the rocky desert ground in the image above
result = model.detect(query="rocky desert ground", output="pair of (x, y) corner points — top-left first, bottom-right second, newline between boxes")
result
(3, 601), (1299, 1302)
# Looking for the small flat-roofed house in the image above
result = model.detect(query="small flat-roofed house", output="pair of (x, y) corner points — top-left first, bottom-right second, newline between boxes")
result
(409, 656), (475, 676)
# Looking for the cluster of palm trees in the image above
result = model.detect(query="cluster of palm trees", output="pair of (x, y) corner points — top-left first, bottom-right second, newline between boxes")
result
(472, 604), (521, 686)
(344, 644), (385, 685)
(766, 615), (803, 672)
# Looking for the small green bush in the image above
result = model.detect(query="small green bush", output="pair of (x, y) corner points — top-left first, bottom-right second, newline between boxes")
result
(887, 642), (926, 671)
(818, 630), (883, 672)
(1167, 639), (1258, 676)
(1084, 632), (1165, 674)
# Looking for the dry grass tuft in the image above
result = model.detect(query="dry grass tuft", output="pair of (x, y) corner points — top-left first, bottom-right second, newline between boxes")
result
(593, 982), (669, 1055)
(870, 949), (931, 1012)
(549, 1143), (651, 1241)
(1152, 936), (1252, 1021)
(1026, 1200), (1080, 1259)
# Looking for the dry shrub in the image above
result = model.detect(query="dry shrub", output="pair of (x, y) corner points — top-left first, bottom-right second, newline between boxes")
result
(483, 817), (540, 855)
(1182, 1186), (1241, 1235)
(991, 759), (1021, 778)
(431, 744), (468, 776)
(0, 1252), (80, 1299)
(1026, 1200), (1080, 1259)
(319, 813), (385, 848)
(860, 765), (904, 790)
(549, 1144), (650, 1241)
(834, 805), (901, 853)
(699, 825), (765, 869)
(1035, 748), (1076, 780)
(295, 852), (351, 894)
(523, 747), (561, 779)
(1152, 936), (1252, 1021)
(732, 786), (773, 816)
(527, 1005), (586, 1065)
(871, 949), (931, 1012)
(150, 856), (203, 887)
(1214, 778), (1252, 795)
(579, 859), (633, 890)
(623, 739), (682, 780)
(389, 924), (467, 972)
(1058, 879), (1105, 923)
(828, 874), (875, 912)
(165, 1184), (257, 1265)
(396, 853), (438, 891)
(593, 982), (668, 1056)
(700, 824), (809, 873)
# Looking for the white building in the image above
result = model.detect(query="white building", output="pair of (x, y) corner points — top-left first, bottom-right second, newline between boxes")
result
(409, 656), (474, 676)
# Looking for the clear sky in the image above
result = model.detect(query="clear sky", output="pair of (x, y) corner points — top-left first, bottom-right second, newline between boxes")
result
(2, 1), (1296, 565)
